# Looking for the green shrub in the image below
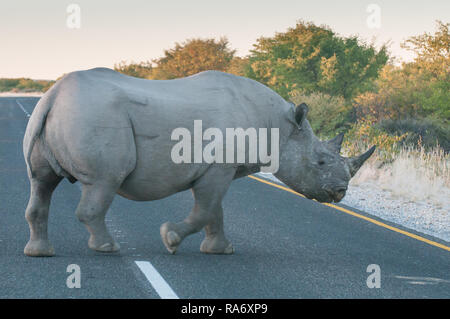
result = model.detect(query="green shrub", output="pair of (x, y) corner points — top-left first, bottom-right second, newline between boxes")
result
(378, 118), (450, 152)
(289, 90), (354, 138)
(343, 117), (408, 162)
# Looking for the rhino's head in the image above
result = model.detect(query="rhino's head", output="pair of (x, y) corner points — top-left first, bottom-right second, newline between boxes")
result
(275, 103), (376, 203)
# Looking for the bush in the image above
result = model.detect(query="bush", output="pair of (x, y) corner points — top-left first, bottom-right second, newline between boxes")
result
(289, 90), (353, 138)
(343, 117), (408, 162)
(378, 118), (450, 152)
(114, 61), (153, 79)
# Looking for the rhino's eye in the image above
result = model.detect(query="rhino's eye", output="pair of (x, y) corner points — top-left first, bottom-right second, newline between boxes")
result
(318, 160), (326, 166)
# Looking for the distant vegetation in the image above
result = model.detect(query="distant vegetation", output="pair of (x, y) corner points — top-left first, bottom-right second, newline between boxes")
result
(2, 20), (448, 154)
(0, 78), (54, 93)
(114, 37), (238, 80)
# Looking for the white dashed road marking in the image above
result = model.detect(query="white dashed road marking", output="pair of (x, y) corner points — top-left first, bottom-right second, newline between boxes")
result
(15, 99), (31, 118)
(135, 261), (179, 299)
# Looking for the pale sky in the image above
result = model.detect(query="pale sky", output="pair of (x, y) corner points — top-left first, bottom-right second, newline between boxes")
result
(0, 0), (448, 79)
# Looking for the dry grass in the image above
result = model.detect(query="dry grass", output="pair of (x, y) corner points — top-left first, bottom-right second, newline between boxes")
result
(349, 145), (450, 208)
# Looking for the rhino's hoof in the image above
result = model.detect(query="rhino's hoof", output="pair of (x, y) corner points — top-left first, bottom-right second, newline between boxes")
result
(88, 237), (120, 252)
(24, 240), (55, 257)
(200, 238), (234, 255)
(160, 222), (181, 254)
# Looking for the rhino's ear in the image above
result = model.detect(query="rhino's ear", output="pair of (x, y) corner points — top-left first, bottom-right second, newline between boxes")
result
(295, 103), (309, 127)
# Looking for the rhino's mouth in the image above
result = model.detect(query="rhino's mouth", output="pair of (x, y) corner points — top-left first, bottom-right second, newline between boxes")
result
(332, 191), (346, 203)
(307, 188), (346, 203)
(304, 192), (333, 203)
(326, 188), (347, 203)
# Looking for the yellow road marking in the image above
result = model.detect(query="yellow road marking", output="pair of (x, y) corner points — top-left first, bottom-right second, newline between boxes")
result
(248, 175), (450, 252)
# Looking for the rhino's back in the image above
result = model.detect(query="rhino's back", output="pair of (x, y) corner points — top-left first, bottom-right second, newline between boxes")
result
(67, 67), (294, 144)
(78, 67), (290, 123)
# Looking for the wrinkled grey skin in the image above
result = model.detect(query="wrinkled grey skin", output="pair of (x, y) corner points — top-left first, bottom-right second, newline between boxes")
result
(22, 68), (375, 257)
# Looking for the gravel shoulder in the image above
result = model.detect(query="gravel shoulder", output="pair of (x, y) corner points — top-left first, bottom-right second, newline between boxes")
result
(255, 172), (450, 243)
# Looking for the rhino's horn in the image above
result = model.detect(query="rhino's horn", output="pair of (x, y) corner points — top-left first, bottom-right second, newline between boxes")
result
(348, 145), (376, 177)
(326, 132), (345, 153)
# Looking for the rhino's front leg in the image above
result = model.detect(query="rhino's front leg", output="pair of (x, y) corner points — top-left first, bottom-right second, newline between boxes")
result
(199, 204), (234, 254)
(160, 167), (236, 254)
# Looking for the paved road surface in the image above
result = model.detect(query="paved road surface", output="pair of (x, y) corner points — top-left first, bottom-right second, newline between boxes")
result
(0, 97), (449, 298)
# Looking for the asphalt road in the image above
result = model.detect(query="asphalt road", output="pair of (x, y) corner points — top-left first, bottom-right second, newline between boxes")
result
(0, 97), (449, 299)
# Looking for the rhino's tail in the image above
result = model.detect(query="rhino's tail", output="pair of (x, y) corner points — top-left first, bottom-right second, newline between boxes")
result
(23, 89), (57, 178)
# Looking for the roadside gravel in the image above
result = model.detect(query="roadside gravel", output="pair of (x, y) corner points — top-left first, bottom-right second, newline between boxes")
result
(254, 172), (450, 243)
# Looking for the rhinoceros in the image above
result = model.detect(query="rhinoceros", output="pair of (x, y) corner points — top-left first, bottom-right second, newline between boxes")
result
(22, 68), (375, 257)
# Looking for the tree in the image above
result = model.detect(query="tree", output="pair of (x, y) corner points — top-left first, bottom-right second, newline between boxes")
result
(354, 21), (449, 121)
(226, 56), (250, 77)
(401, 20), (449, 120)
(114, 61), (153, 79)
(351, 21), (449, 150)
(246, 21), (388, 100)
(401, 20), (449, 79)
(150, 38), (235, 79)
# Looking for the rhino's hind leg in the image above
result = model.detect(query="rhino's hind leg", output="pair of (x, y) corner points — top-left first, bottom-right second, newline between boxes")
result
(75, 183), (120, 252)
(160, 167), (235, 255)
(24, 169), (62, 257)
